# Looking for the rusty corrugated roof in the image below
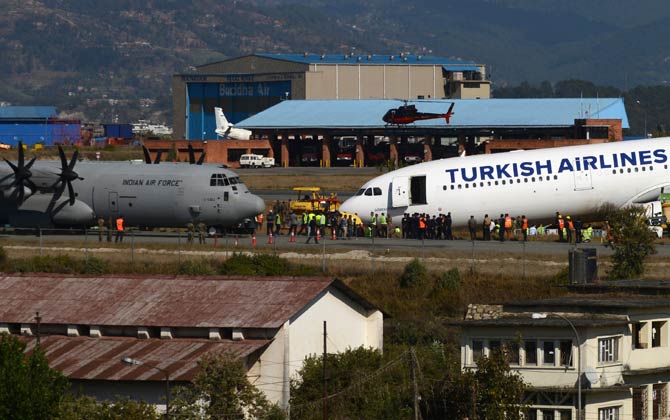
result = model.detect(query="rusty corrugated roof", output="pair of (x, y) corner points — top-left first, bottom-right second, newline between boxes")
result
(0, 274), (343, 328)
(22, 336), (269, 381)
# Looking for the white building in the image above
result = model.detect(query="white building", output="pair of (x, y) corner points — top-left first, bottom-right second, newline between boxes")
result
(458, 299), (670, 420)
(0, 274), (383, 411)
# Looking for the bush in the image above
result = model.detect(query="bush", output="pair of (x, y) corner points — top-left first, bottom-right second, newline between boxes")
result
(11, 255), (79, 273)
(433, 268), (461, 293)
(399, 258), (428, 288)
(218, 254), (259, 276)
(0, 246), (6, 267)
(82, 257), (109, 275)
(218, 254), (317, 277)
(178, 259), (218, 276)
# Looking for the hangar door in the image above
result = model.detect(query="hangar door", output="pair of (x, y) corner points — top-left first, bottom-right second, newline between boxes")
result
(392, 176), (409, 207)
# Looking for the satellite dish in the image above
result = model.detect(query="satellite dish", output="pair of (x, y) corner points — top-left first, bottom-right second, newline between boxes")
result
(584, 367), (599, 385)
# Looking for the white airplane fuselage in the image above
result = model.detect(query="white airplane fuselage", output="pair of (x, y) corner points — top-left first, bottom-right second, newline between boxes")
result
(340, 138), (670, 226)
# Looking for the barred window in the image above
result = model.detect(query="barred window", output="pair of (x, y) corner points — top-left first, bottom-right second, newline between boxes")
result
(598, 336), (620, 364)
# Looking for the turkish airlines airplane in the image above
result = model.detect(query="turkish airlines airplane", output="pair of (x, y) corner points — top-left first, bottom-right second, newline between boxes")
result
(340, 138), (670, 226)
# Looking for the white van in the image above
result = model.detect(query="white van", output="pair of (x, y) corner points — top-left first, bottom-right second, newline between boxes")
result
(239, 154), (274, 168)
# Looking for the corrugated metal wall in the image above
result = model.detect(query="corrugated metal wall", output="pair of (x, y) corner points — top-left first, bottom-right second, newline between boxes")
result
(0, 120), (81, 145)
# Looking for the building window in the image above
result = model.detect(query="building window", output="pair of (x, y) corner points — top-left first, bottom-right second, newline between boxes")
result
(504, 340), (520, 365)
(559, 340), (573, 367)
(652, 321), (666, 348)
(472, 340), (484, 363)
(653, 383), (668, 419)
(525, 341), (537, 365)
(558, 410), (572, 420)
(489, 340), (502, 355)
(599, 406), (620, 420)
(543, 341), (555, 365)
(542, 410), (555, 420)
(633, 322), (649, 349)
(598, 336), (620, 364)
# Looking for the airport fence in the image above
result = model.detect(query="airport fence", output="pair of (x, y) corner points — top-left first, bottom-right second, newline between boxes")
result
(0, 227), (603, 278)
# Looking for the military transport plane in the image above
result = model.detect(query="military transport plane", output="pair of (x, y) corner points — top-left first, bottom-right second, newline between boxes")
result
(214, 107), (252, 140)
(340, 137), (670, 226)
(0, 145), (265, 229)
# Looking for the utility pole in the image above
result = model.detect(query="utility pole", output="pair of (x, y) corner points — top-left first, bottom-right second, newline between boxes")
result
(323, 320), (327, 420)
(411, 348), (420, 420)
(34, 311), (41, 347)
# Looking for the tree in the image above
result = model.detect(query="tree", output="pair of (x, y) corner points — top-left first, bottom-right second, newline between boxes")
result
(605, 204), (656, 279)
(57, 395), (160, 420)
(0, 334), (69, 420)
(290, 347), (412, 420)
(170, 352), (285, 420)
(423, 351), (527, 419)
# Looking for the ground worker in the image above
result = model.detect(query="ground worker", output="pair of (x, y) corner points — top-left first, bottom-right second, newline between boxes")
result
(97, 216), (105, 242)
(107, 216), (113, 242)
(504, 213), (512, 240)
(369, 212), (377, 238)
(522, 215), (528, 242)
(275, 212), (282, 235)
(198, 221), (207, 244)
(380, 212), (388, 238)
(566, 216), (575, 243)
(306, 214), (319, 244)
(266, 210), (275, 235)
(556, 212), (565, 242)
(186, 221), (195, 244)
(468, 215), (477, 240)
(115, 215), (124, 243)
(483, 214), (491, 241)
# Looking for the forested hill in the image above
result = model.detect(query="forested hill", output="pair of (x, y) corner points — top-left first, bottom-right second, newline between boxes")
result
(1, 0), (670, 126)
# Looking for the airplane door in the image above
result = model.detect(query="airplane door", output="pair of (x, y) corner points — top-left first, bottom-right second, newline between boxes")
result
(392, 176), (410, 207)
(573, 163), (593, 191)
(108, 192), (119, 212)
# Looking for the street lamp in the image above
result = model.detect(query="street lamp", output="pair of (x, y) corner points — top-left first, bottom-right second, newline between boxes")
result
(532, 313), (581, 420)
(121, 356), (170, 419)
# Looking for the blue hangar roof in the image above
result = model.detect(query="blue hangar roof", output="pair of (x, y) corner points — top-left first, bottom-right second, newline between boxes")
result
(254, 53), (480, 70)
(237, 98), (629, 129)
(0, 106), (57, 119)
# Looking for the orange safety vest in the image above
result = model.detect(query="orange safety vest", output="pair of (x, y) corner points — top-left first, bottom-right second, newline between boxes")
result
(419, 217), (426, 229)
(504, 216), (512, 228)
(116, 218), (124, 231)
(522, 218), (528, 230)
(568, 220), (574, 230)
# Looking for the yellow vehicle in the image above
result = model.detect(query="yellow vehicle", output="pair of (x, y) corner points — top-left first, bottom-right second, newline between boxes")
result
(290, 187), (341, 214)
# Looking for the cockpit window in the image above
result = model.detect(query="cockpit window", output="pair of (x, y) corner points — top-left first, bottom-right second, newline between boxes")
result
(356, 188), (366, 196)
(373, 187), (382, 196)
(229, 176), (241, 185)
(364, 188), (373, 196)
(210, 173), (231, 187)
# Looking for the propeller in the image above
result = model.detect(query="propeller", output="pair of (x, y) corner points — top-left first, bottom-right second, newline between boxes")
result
(51, 145), (83, 206)
(142, 146), (162, 164)
(187, 143), (205, 165)
(2, 141), (37, 203)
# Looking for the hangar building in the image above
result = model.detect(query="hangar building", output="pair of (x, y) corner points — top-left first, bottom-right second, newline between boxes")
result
(171, 53), (490, 140)
(147, 98), (628, 168)
(0, 106), (81, 146)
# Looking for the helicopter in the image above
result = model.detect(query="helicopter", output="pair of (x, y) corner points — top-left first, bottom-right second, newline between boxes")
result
(382, 101), (455, 125)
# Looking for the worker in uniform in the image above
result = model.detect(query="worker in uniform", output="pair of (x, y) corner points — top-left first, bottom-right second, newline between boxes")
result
(380, 213), (388, 238)
(468, 215), (477, 241)
(418, 214), (426, 240)
(566, 216), (575, 244)
(504, 213), (513, 240)
(115, 215), (124, 243)
(369, 212), (377, 238)
(445, 212), (453, 240)
(556, 212), (565, 242)
(266, 210), (275, 236)
(306, 214), (319, 244)
(107, 216), (113, 242)
(483, 214), (491, 241)
(298, 212), (308, 235)
(498, 214), (505, 242)
(274, 212), (282, 235)
(522, 215), (528, 242)
(575, 218), (583, 243)
(319, 212), (326, 237)
(197, 221), (207, 244)
(97, 216), (105, 242)
(288, 210), (298, 236)
(186, 221), (195, 244)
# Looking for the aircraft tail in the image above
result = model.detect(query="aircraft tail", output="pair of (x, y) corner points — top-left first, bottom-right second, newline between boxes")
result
(445, 103), (455, 124)
(214, 107), (230, 134)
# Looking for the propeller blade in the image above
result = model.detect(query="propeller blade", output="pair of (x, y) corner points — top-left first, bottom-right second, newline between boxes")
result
(197, 152), (206, 165)
(142, 146), (152, 164)
(67, 181), (75, 206)
(58, 145), (68, 169)
(25, 156), (37, 170)
(69, 150), (79, 170)
(187, 143), (196, 164)
(4, 159), (18, 173)
(17, 142), (24, 167)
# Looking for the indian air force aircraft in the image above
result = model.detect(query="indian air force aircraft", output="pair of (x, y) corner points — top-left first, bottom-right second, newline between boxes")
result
(0, 144), (265, 230)
(215, 107), (252, 140)
(340, 137), (670, 226)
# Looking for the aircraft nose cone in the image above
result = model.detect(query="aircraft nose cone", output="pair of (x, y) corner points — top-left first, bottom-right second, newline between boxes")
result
(251, 194), (265, 215)
(339, 197), (354, 214)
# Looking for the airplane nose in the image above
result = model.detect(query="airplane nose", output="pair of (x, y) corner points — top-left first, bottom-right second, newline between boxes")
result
(251, 194), (265, 215)
(339, 197), (354, 214)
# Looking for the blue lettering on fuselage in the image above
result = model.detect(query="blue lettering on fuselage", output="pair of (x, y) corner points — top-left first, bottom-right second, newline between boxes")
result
(443, 148), (667, 183)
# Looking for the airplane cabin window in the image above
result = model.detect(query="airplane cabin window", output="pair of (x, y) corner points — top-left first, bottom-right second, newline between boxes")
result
(531, 177), (535, 182)
(480, 182), (484, 187)
(443, 186), (447, 190)
(465, 184), (469, 189)
(627, 168), (632, 173)
(553, 175), (558, 180)
(373, 187), (382, 196)
(502, 180), (506, 185)
(539, 176), (543, 181)
(364, 188), (373, 196)
(635, 167), (639, 172)
(450, 185), (455, 190)
(495, 181), (499, 185)
(524, 178), (528, 183)
(458, 184), (462, 189)
(356, 188), (366, 196)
